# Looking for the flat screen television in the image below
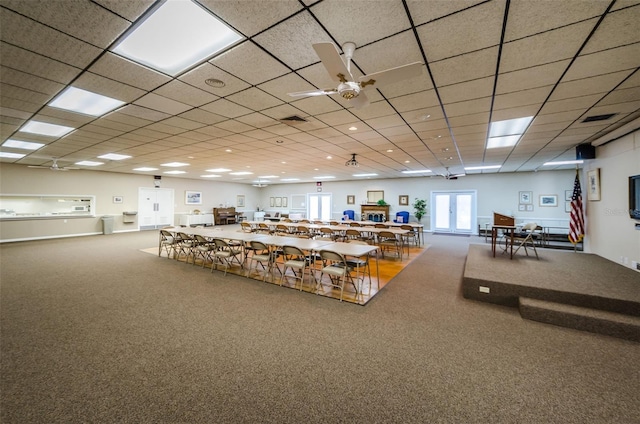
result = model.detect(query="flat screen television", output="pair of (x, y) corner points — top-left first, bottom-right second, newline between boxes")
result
(630, 175), (640, 220)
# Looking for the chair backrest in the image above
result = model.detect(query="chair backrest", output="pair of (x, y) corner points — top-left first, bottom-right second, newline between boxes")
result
(342, 210), (355, 220)
(320, 250), (346, 263)
(378, 230), (396, 240)
(194, 234), (209, 243)
(241, 222), (252, 232)
(401, 224), (415, 233)
(274, 212), (280, 217)
(319, 227), (333, 235)
(345, 229), (360, 237)
(282, 245), (305, 258)
(349, 222), (361, 227)
(160, 229), (173, 239)
(521, 222), (538, 231)
(395, 211), (410, 223)
(375, 223), (388, 228)
(250, 240), (269, 251)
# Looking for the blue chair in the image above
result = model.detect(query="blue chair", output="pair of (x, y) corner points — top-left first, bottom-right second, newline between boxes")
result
(394, 211), (409, 223)
(342, 210), (355, 221)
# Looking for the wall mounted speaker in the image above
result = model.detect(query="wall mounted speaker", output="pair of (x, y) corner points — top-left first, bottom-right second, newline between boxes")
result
(576, 144), (596, 160)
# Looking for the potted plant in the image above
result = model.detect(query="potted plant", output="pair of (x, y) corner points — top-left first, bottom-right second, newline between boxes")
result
(412, 198), (427, 222)
(376, 199), (388, 206)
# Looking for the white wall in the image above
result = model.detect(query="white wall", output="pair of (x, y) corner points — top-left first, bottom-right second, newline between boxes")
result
(583, 129), (640, 270)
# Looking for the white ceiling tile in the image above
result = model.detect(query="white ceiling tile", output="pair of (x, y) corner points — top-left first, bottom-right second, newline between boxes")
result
(153, 80), (219, 107)
(134, 93), (192, 115)
(430, 48), (499, 87)
(200, 99), (253, 119)
(407, 0), (485, 26)
(89, 52), (170, 91)
(0, 43), (80, 85)
(562, 43), (640, 81)
(226, 88), (283, 111)
(496, 60), (570, 94)
(582, 5), (640, 54)
(211, 41), (291, 85)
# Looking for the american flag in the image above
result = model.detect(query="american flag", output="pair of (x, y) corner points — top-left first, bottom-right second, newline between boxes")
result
(568, 171), (584, 244)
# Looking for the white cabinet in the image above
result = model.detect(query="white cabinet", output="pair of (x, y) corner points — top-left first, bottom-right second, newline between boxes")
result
(139, 188), (174, 229)
(178, 213), (213, 226)
(254, 211), (265, 221)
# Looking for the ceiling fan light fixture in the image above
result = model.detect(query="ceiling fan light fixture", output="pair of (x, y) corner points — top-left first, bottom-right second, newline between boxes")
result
(345, 153), (359, 167)
(338, 81), (360, 99)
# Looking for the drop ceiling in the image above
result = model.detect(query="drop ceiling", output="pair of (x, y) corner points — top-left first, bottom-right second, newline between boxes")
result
(1, 0), (639, 184)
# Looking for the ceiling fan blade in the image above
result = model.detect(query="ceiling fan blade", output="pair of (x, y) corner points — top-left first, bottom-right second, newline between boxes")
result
(288, 88), (338, 98)
(350, 91), (370, 109)
(359, 62), (424, 89)
(313, 42), (354, 83)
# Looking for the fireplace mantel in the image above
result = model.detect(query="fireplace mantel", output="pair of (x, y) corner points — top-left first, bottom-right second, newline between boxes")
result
(361, 204), (390, 222)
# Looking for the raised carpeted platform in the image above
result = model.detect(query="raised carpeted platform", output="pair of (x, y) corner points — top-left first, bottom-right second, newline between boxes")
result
(463, 243), (640, 341)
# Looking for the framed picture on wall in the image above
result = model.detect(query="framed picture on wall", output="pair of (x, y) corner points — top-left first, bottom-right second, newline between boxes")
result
(237, 195), (245, 208)
(275, 197), (282, 207)
(539, 194), (558, 207)
(185, 191), (202, 205)
(282, 197), (288, 208)
(519, 191), (532, 204)
(399, 195), (409, 206)
(587, 168), (601, 201)
(347, 195), (355, 205)
(113, 196), (123, 204)
(270, 197), (275, 207)
(526, 204), (534, 212)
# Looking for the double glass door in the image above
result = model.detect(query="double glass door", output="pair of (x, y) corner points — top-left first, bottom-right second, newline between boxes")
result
(431, 191), (476, 234)
(307, 193), (332, 221)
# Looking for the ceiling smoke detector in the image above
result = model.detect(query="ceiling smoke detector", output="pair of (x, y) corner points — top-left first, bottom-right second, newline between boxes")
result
(345, 153), (359, 167)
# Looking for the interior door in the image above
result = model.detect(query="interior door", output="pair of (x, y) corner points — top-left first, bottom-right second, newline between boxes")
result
(139, 188), (174, 230)
(307, 193), (332, 221)
(431, 191), (476, 234)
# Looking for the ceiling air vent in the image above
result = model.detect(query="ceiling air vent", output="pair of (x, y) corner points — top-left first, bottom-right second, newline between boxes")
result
(582, 113), (617, 123)
(280, 115), (308, 125)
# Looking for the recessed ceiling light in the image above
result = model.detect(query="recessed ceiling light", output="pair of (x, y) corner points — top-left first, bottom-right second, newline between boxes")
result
(464, 165), (502, 171)
(487, 116), (533, 149)
(0, 152), (26, 159)
(21, 121), (74, 137)
(112, 0), (243, 76)
(353, 173), (378, 177)
(225, 149), (232, 153)
(229, 171), (253, 175)
(201, 174), (221, 178)
(281, 161), (287, 164)
(133, 167), (158, 171)
(542, 160), (584, 166)
(164, 170), (186, 174)
(205, 78), (225, 88)
(386, 149), (393, 153)
(281, 178), (299, 182)
(49, 87), (125, 116)
(349, 126), (358, 131)
(2, 139), (45, 150)
(206, 168), (231, 172)
(258, 175), (279, 179)
(404, 160), (410, 163)
(161, 162), (189, 167)
(401, 169), (432, 174)
(326, 156), (332, 159)
(75, 161), (103, 166)
(98, 153), (132, 160)
(314, 175), (335, 179)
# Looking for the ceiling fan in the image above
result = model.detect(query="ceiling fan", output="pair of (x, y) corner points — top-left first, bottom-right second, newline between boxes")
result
(28, 159), (75, 171)
(438, 167), (465, 180)
(288, 42), (423, 109)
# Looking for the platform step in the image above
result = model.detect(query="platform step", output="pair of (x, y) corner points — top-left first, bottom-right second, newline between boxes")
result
(519, 297), (640, 342)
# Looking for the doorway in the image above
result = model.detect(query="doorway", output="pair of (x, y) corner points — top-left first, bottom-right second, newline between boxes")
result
(138, 188), (174, 230)
(307, 193), (332, 221)
(431, 190), (476, 234)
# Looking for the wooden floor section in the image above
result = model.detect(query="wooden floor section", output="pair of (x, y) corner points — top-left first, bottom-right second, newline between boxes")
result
(145, 243), (429, 305)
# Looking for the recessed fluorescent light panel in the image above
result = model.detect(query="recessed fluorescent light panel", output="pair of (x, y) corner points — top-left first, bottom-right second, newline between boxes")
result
(206, 168), (231, 173)
(49, 87), (125, 116)
(0, 152), (26, 159)
(2, 139), (45, 150)
(401, 169), (432, 174)
(201, 174), (221, 178)
(75, 161), (103, 166)
(112, 0), (244, 76)
(21, 121), (74, 137)
(281, 178), (300, 182)
(161, 162), (189, 167)
(133, 167), (158, 171)
(164, 170), (186, 174)
(229, 171), (253, 176)
(314, 176), (335, 179)
(543, 160), (584, 166)
(487, 116), (533, 149)
(98, 153), (132, 161)
(464, 165), (502, 171)
(353, 173), (378, 177)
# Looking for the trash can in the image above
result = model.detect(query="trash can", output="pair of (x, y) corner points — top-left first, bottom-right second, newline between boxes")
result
(101, 215), (114, 235)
